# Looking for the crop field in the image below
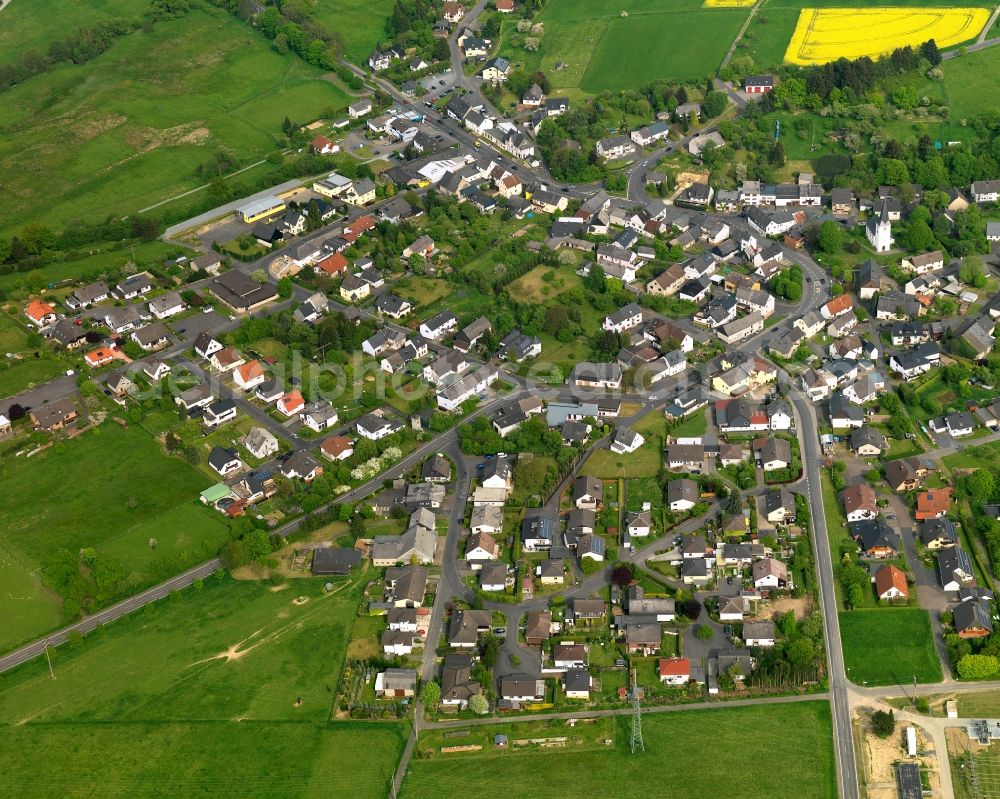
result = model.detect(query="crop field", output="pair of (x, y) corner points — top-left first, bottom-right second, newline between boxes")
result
(0, 572), (406, 798)
(402, 701), (837, 799)
(0, 422), (231, 650)
(744, 0), (992, 70)
(0, 4), (350, 238)
(505, 0), (748, 92)
(784, 7), (990, 65)
(839, 609), (943, 686)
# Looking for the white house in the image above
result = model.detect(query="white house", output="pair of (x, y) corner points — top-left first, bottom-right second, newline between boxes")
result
(419, 310), (459, 340)
(603, 303), (643, 333)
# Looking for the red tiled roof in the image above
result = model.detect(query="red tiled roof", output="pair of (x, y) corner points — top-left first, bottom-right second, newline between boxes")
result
(25, 299), (54, 321)
(658, 657), (690, 677)
(916, 488), (951, 519)
(874, 564), (908, 598)
(236, 360), (264, 383)
(321, 436), (354, 458)
(823, 294), (853, 316)
(316, 252), (348, 275)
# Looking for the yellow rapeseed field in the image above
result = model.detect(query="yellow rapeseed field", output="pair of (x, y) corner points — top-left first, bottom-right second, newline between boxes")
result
(784, 7), (990, 65)
(703, 0), (755, 8)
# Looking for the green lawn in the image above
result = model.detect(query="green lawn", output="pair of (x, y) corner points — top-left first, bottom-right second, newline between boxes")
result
(0, 422), (231, 650)
(671, 409), (708, 438)
(582, 438), (663, 479)
(943, 440), (1000, 471)
(402, 701), (837, 799)
(0, 543), (63, 656)
(0, 572), (406, 798)
(0, 315), (70, 399)
(956, 690), (1000, 717)
(839, 609), (943, 687)
(0, 4), (351, 238)
(395, 276), (453, 310)
(625, 477), (663, 511)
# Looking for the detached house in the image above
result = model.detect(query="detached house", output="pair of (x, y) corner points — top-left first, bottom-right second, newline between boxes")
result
(603, 303), (643, 333)
(874, 564), (909, 601)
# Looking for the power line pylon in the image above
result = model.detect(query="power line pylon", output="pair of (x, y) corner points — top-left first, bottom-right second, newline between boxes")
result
(629, 668), (644, 753)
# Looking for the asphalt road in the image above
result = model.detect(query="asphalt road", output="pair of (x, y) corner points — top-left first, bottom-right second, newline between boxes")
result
(788, 386), (860, 799)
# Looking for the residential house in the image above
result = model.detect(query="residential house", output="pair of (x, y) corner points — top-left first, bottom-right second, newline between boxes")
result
(667, 479), (699, 511)
(743, 621), (776, 648)
(573, 476), (603, 510)
(208, 446), (243, 476)
(203, 399), (238, 428)
(300, 401), (339, 433)
(752, 557), (790, 590)
(953, 598), (994, 638)
(938, 547), (975, 592)
(920, 518), (958, 549)
(842, 483), (878, 522)
(916, 488), (951, 520)
(233, 360), (266, 391)
(525, 611), (552, 646)
(29, 397), (78, 431)
(874, 564), (909, 601)
(850, 519), (900, 559)
(242, 427), (279, 460)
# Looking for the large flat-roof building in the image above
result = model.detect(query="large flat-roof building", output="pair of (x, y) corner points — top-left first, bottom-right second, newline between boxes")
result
(235, 195), (286, 224)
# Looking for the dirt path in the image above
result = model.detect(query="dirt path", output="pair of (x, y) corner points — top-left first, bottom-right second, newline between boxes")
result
(720, 0), (764, 70)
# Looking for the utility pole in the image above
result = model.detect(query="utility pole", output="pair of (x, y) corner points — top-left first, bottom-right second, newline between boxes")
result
(44, 640), (55, 680)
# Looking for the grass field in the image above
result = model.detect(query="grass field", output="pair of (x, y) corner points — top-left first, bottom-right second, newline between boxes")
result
(0, 315), (71, 400)
(506, 266), (583, 304)
(0, 4), (351, 238)
(395, 276), (453, 309)
(0, 572), (406, 798)
(311, 0), (396, 63)
(582, 436), (664, 478)
(0, 542), (64, 655)
(625, 477), (664, 511)
(402, 701), (837, 799)
(941, 45), (1000, 120)
(839, 609), (943, 686)
(957, 690), (1000, 717)
(504, 0), (749, 93)
(0, 0), (141, 60)
(0, 422), (231, 650)
(0, 354), (69, 400)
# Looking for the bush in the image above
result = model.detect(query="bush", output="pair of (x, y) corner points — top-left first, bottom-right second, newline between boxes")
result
(871, 709), (895, 738)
